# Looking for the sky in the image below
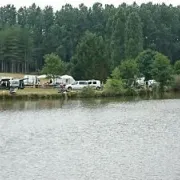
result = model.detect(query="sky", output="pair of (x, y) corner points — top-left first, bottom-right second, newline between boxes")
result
(0, 0), (179, 10)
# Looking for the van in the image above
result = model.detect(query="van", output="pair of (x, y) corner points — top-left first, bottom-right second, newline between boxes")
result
(88, 80), (102, 90)
(66, 81), (88, 91)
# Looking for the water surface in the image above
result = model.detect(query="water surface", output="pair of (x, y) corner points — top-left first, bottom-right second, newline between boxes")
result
(0, 97), (180, 180)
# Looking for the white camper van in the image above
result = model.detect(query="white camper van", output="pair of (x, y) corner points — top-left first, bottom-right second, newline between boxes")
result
(23, 75), (39, 86)
(53, 75), (75, 85)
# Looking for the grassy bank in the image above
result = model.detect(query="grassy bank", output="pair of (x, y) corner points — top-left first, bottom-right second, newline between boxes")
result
(0, 88), (64, 100)
(0, 73), (180, 100)
(0, 87), (177, 100)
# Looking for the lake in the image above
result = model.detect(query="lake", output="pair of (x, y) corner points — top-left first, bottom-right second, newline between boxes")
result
(0, 97), (180, 180)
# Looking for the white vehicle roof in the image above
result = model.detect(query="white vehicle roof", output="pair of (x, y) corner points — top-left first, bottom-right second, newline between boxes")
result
(37, 74), (47, 79)
(61, 75), (74, 79)
(1, 77), (13, 80)
(88, 79), (100, 82)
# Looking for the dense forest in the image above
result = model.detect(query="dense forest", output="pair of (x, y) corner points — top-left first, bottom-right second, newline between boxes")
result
(0, 2), (180, 80)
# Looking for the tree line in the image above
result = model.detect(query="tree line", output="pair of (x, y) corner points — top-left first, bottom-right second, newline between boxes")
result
(0, 2), (180, 81)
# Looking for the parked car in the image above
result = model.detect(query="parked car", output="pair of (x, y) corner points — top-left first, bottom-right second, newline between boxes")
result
(87, 80), (102, 90)
(66, 81), (88, 91)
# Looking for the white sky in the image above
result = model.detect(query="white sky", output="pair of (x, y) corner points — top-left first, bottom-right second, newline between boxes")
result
(0, 0), (179, 10)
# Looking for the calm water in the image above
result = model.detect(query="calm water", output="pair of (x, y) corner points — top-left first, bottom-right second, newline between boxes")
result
(0, 97), (180, 180)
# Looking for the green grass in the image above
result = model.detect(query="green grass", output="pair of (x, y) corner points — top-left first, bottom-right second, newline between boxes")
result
(0, 87), (58, 95)
(0, 87), (79, 100)
(17, 88), (58, 95)
(0, 87), (60, 100)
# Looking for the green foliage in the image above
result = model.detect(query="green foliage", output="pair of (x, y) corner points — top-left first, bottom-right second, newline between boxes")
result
(171, 75), (180, 91)
(152, 53), (172, 90)
(124, 87), (138, 96)
(104, 78), (124, 95)
(119, 59), (139, 81)
(125, 12), (143, 59)
(174, 60), (180, 75)
(111, 66), (121, 79)
(110, 59), (139, 88)
(79, 86), (95, 98)
(71, 31), (109, 81)
(110, 7), (126, 69)
(41, 53), (64, 78)
(136, 49), (157, 80)
(0, 2), (180, 82)
(0, 26), (33, 72)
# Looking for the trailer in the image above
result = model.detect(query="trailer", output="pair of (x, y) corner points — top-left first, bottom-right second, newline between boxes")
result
(23, 75), (39, 86)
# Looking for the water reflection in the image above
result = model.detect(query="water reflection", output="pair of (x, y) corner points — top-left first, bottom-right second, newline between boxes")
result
(0, 92), (180, 111)
(0, 99), (66, 111)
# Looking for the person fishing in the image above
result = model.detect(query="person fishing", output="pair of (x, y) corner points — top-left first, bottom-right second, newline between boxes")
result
(59, 83), (66, 93)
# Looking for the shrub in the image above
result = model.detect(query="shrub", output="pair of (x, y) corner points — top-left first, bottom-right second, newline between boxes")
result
(174, 60), (180, 75)
(79, 87), (95, 98)
(111, 66), (121, 79)
(103, 78), (124, 96)
(171, 75), (180, 91)
(151, 53), (172, 91)
(124, 87), (138, 96)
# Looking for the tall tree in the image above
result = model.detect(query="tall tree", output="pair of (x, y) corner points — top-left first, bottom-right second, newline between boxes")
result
(110, 7), (126, 69)
(41, 53), (65, 78)
(136, 49), (157, 80)
(89, 3), (105, 36)
(174, 60), (180, 74)
(0, 26), (33, 73)
(119, 59), (139, 86)
(42, 6), (55, 55)
(55, 4), (78, 62)
(125, 11), (143, 59)
(1, 5), (17, 27)
(152, 53), (172, 90)
(17, 7), (28, 28)
(27, 3), (43, 71)
(0, 2), (180, 77)
(71, 31), (109, 81)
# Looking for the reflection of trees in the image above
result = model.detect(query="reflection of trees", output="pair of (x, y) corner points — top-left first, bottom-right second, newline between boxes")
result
(79, 97), (141, 108)
(24, 99), (67, 110)
(38, 99), (66, 109)
(0, 99), (67, 111)
(0, 101), (15, 111)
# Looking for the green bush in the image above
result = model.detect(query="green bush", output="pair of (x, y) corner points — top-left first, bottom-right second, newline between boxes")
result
(138, 88), (148, 96)
(171, 75), (180, 91)
(79, 87), (95, 98)
(124, 87), (138, 96)
(103, 78), (124, 96)
(174, 60), (180, 75)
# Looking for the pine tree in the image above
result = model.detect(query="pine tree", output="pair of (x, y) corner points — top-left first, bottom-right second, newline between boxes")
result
(71, 31), (109, 81)
(125, 12), (143, 59)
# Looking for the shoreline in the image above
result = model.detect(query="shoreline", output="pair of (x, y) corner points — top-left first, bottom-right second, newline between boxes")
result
(0, 88), (179, 101)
